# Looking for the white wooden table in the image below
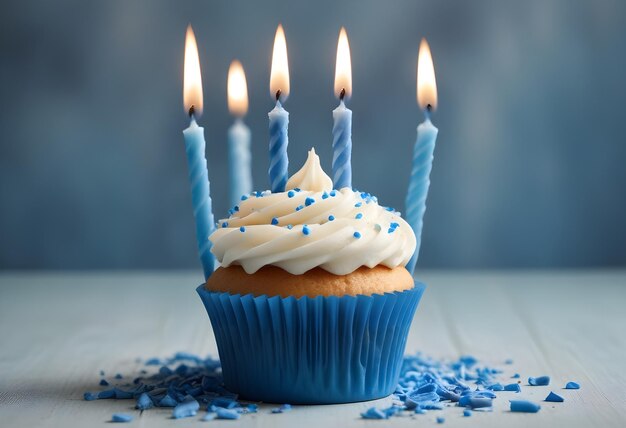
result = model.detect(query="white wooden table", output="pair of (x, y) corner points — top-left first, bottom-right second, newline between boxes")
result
(1, 271), (625, 427)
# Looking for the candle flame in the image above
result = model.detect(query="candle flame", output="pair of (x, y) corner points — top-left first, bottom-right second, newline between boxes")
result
(228, 60), (249, 117)
(270, 24), (290, 102)
(184, 25), (203, 117)
(417, 38), (437, 111)
(334, 27), (352, 100)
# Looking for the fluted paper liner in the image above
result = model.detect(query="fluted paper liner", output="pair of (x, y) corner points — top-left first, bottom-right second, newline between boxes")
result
(197, 283), (425, 404)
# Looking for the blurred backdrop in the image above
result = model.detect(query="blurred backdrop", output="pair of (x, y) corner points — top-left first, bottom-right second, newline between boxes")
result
(1, 0), (625, 270)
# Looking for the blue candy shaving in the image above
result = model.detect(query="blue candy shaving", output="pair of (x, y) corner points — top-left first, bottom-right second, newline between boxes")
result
(202, 413), (216, 421)
(436, 416), (445, 423)
(215, 407), (240, 420)
(504, 383), (521, 392)
(136, 392), (153, 410)
(111, 413), (133, 423)
(211, 397), (237, 408)
(529, 376), (550, 386)
(511, 373), (520, 379)
(463, 409), (472, 417)
(83, 392), (97, 401)
(271, 404), (292, 413)
(172, 396), (200, 419)
(98, 389), (115, 399)
(159, 395), (178, 407)
(487, 383), (504, 391)
(99, 379), (109, 386)
(510, 400), (541, 413)
(545, 392), (564, 402)
(361, 407), (387, 419)
(565, 381), (580, 389)
(114, 373), (123, 379)
(458, 396), (492, 409)
(271, 217), (279, 225)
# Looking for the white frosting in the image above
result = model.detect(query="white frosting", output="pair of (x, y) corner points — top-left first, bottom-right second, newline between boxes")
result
(210, 149), (416, 275)
(285, 148), (333, 192)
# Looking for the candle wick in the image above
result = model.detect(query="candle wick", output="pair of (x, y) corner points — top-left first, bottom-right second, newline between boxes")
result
(424, 104), (432, 121)
(339, 88), (346, 101)
(275, 89), (282, 102)
(188, 105), (196, 118)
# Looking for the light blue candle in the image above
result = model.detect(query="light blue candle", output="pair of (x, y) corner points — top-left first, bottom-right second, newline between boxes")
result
(268, 24), (290, 193)
(405, 111), (438, 275)
(227, 60), (252, 206)
(332, 28), (353, 189)
(406, 38), (438, 275)
(268, 101), (289, 193)
(228, 119), (252, 206)
(182, 25), (215, 280)
(183, 116), (216, 280)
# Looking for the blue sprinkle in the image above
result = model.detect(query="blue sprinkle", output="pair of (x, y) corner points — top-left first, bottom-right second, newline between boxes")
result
(512, 373), (520, 379)
(99, 379), (109, 386)
(83, 392), (98, 401)
(302, 226), (310, 235)
(99, 370), (105, 376)
(294, 187), (301, 192)
(240, 195), (248, 201)
(210, 397), (237, 409)
(437, 416), (445, 424)
(305, 197), (315, 206)
(215, 407), (240, 420)
(510, 400), (541, 413)
(353, 231), (361, 239)
(172, 396), (200, 419)
(361, 407), (387, 420)
(136, 393), (153, 410)
(545, 392), (564, 402)
(287, 224), (293, 230)
(360, 192), (368, 199)
(388, 227), (395, 233)
(97, 389), (115, 399)
(233, 205), (239, 212)
(390, 222), (399, 229)
(322, 192), (329, 199)
(296, 205), (303, 211)
(247, 404), (258, 413)
(504, 383), (521, 392)
(239, 226), (246, 232)
(385, 206), (394, 211)
(111, 413), (133, 423)
(158, 395), (178, 407)
(487, 383), (504, 391)
(145, 358), (160, 366)
(414, 408), (426, 414)
(287, 190), (295, 198)
(505, 358), (514, 364)
(255, 191), (263, 197)
(328, 215), (335, 221)
(330, 190), (337, 197)
(271, 217), (279, 225)
(222, 222), (228, 228)
(227, 209), (234, 216)
(114, 373), (123, 379)
(202, 413), (216, 421)
(355, 213), (363, 219)
(355, 202), (362, 207)
(463, 409), (472, 417)
(565, 381), (580, 389)
(271, 404), (292, 413)
(529, 376), (550, 386)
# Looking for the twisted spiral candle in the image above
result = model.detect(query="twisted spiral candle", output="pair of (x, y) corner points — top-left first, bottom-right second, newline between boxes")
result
(332, 99), (352, 189)
(268, 100), (289, 193)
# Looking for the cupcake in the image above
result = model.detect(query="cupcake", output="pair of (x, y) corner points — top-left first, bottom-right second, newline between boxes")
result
(197, 148), (425, 404)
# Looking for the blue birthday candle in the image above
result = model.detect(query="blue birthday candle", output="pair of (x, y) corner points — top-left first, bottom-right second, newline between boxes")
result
(268, 24), (290, 193)
(182, 25), (215, 280)
(405, 38), (438, 275)
(332, 27), (353, 190)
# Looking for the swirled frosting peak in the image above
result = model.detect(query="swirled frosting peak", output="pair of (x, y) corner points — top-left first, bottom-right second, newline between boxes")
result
(285, 148), (332, 192)
(210, 149), (416, 275)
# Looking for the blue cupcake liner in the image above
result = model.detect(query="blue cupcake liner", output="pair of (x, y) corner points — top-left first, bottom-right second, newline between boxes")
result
(197, 282), (425, 404)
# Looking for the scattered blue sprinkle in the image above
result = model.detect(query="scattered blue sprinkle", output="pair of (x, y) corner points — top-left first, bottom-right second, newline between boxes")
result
(294, 188), (301, 192)
(529, 376), (550, 386)
(305, 197), (315, 206)
(322, 192), (329, 199)
(487, 383), (504, 391)
(158, 395), (178, 408)
(83, 392), (97, 401)
(510, 400), (541, 413)
(385, 206), (394, 211)
(216, 408), (240, 420)
(111, 413), (133, 423)
(202, 413), (216, 421)
(504, 383), (521, 393)
(458, 396), (492, 409)
(99, 370), (105, 376)
(355, 213), (363, 219)
(296, 205), (303, 211)
(233, 205), (239, 212)
(287, 224), (293, 230)
(239, 226), (246, 232)
(328, 215), (335, 221)
(436, 416), (445, 424)
(172, 396), (200, 419)
(388, 227), (395, 233)
(145, 358), (160, 366)
(271, 217), (279, 225)
(302, 226), (310, 235)
(565, 381), (580, 389)
(353, 231), (361, 239)
(240, 195), (248, 201)
(545, 392), (564, 402)
(505, 359), (514, 364)
(211, 397), (237, 409)
(390, 222), (399, 229)
(114, 388), (133, 399)
(221, 222), (228, 228)
(114, 373), (123, 379)
(227, 209), (234, 216)
(247, 404), (258, 413)
(255, 191), (263, 197)
(463, 409), (472, 417)
(287, 190), (295, 198)
(361, 407), (387, 420)
(136, 393), (153, 410)
(512, 373), (520, 379)
(355, 202), (362, 207)
(271, 404), (292, 413)
(99, 379), (109, 386)
(97, 389), (115, 399)
(330, 190), (337, 197)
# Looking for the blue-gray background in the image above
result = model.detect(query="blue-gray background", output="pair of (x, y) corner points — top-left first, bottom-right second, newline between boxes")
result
(1, 0), (625, 270)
